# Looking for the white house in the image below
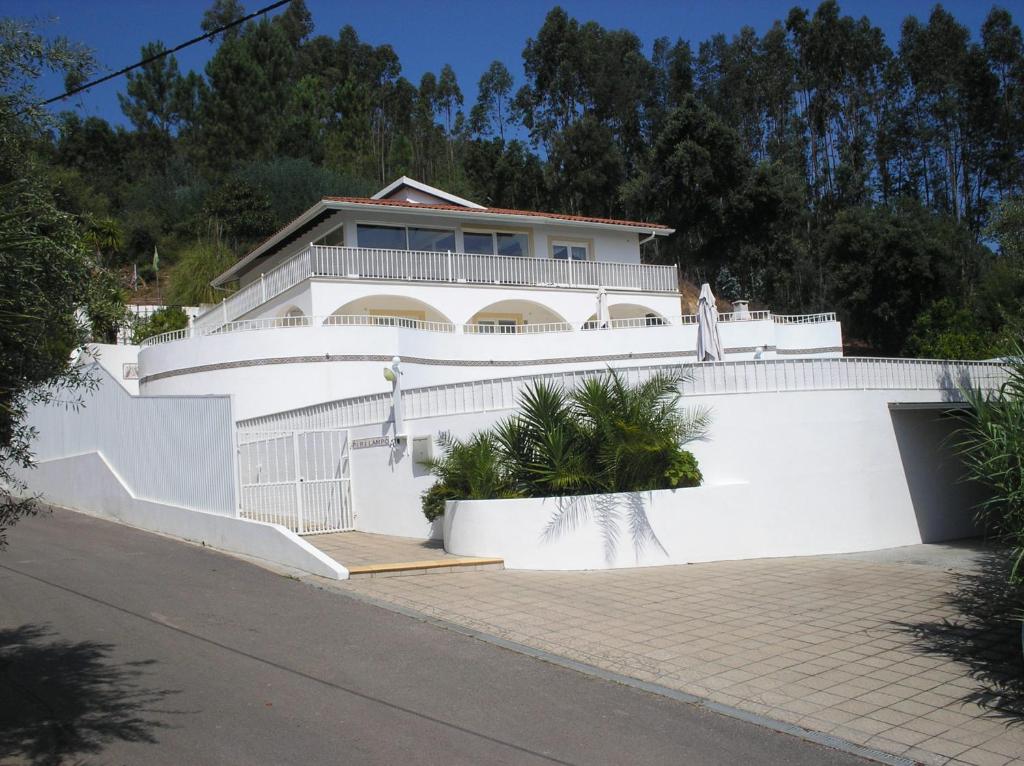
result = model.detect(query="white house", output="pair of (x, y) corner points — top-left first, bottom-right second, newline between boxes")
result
(16, 177), (1002, 576)
(138, 177), (842, 420)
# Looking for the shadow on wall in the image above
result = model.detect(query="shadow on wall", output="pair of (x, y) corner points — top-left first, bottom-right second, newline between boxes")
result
(542, 492), (667, 566)
(0, 624), (177, 765)
(895, 547), (1024, 720)
(890, 408), (987, 543)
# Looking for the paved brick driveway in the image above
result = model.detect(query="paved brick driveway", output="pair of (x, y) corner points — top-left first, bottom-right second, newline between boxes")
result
(331, 544), (1024, 766)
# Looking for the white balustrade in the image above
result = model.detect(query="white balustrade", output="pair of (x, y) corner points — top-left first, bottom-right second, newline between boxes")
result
(191, 245), (680, 333)
(239, 356), (1010, 433)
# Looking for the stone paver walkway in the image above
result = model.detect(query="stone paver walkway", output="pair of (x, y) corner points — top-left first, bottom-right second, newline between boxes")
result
(327, 543), (1024, 766)
(309, 531), (451, 567)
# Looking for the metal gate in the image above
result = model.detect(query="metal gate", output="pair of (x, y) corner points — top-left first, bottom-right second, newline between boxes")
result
(237, 429), (353, 534)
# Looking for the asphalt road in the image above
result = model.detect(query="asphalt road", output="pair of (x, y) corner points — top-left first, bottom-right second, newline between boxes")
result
(0, 509), (868, 766)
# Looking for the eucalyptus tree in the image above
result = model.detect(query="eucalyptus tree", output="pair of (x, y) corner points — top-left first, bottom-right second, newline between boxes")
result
(470, 60), (514, 141)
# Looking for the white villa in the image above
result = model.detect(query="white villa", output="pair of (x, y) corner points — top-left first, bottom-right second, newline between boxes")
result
(137, 177), (842, 420)
(14, 177), (1004, 578)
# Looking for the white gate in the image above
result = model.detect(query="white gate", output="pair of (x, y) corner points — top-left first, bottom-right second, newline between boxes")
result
(237, 429), (353, 534)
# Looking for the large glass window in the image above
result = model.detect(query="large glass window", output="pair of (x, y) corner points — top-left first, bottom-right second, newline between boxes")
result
(496, 232), (529, 257)
(464, 231), (530, 256)
(408, 227), (456, 252)
(552, 241), (589, 260)
(463, 231), (495, 255)
(358, 224), (407, 250)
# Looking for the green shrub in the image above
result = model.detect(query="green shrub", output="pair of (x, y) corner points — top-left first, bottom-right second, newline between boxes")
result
(419, 370), (710, 520)
(131, 306), (188, 344)
(957, 344), (1024, 581)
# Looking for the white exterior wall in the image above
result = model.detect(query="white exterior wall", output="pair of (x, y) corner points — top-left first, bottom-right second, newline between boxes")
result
(139, 317), (843, 420)
(84, 343), (141, 394)
(342, 387), (985, 549)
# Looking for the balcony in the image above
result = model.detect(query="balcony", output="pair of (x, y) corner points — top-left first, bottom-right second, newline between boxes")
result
(142, 310), (839, 348)
(194, 245), (680, 333)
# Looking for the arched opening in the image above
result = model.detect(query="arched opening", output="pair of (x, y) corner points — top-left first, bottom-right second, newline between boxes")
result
(325, 295), (453, 329)
(466, 300), (569, 334)
(275, 305), (310, 328)
(582, 303), (669, 330)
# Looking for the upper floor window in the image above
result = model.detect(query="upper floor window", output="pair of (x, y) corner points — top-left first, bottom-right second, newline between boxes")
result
(552, 241), (590, 261)
(357, 224), (455, 252)
(464, 230), (530, 257)
(359, 224), (407, 250)
(408, 227), (456, 252)
(314, 224), (345, 246)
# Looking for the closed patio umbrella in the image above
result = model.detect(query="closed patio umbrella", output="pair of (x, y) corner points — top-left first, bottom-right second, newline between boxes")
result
(696, 283), (724, 362)
(596, 288), (610, 329)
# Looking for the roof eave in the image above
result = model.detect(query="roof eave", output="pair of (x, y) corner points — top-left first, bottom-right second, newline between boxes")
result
(211, 201), (329, 287)
(325, 199), (674, 235)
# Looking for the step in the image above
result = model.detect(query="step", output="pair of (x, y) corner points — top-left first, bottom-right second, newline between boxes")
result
(346, 557), (504, 578)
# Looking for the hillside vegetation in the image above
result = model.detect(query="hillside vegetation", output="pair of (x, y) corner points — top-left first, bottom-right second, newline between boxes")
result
(29, 0), (1024, 355)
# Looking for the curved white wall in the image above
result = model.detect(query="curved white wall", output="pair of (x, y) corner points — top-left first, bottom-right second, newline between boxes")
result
(141, 318), (843, 420)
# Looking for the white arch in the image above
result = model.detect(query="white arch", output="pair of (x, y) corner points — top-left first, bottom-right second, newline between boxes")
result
(467, 299), (569, 330)
(324, 294), (453, 326)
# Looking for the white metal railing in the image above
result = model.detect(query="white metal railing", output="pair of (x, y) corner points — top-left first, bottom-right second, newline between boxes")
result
(142, 309), (844, 348)
(463, 321), (573, 335)
(720, 310), (772, 322)
(192, 245), (679, 333)
(311, 245), (678, 293)
(142, 314), (457, 347)
(773, 312), (837, 324)
(582, 316), (673, 330)
(322, 314), (455, 332)
(239, 357), (1009, 433)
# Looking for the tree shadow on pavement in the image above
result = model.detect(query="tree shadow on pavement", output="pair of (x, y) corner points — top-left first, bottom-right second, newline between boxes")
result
(0, 623), (177, 765)
(895, 548), (1024, 721)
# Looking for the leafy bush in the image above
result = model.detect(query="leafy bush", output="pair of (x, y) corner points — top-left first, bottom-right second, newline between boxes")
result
(131, 306), (189, 344)
(957, 345), (1024, 582)
(420, 370), (709, 520)
(166, 241), (235, 306)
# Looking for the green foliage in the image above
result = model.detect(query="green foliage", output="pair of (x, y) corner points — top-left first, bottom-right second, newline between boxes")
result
(0, 18), (126, 547)
(957, 346), (1024, 583)
(420, 371), (709, 520)
(31, 3), (1024, 354)
(820, 201), (976, 355)
(166, 240), (235, 306)
(905, 299), (996, 360)
(131, 306), (189, 344)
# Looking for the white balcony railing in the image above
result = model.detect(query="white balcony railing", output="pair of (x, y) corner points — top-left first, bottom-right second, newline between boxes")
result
(193, 245), (679, 334)
(463, 321), (573, 335)
(141, 310), (841, 348)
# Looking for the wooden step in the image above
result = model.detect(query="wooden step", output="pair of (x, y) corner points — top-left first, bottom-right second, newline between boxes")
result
(346, 557), (504, 578)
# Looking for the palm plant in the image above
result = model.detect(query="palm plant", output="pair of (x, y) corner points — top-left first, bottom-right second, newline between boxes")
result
(419, 430), (519, 521)
(420, 369), (710, 520)
(956, 344), (1024, 581)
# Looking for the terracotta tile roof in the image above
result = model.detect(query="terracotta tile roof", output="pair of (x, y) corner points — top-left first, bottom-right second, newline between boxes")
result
(321, 196), (671, 231)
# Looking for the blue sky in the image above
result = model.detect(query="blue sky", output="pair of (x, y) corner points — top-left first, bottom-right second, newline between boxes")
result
(7, 0), (1022, 125)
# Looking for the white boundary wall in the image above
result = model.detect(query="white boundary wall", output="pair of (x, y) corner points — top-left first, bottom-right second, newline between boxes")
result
(24, 363), (238, 515)
(13, 361), (347, 579)
(443, 392), (988, 569)
(240, 357), (1005, 545)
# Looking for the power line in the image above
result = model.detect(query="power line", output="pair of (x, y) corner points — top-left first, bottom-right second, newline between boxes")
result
(26, 0), (292, 112)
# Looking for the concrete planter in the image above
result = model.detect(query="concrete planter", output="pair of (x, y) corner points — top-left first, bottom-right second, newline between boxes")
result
(443, 483), (776, 571)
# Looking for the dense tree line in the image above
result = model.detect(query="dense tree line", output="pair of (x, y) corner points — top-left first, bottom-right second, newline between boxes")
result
(37, 0), (1024, 355)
